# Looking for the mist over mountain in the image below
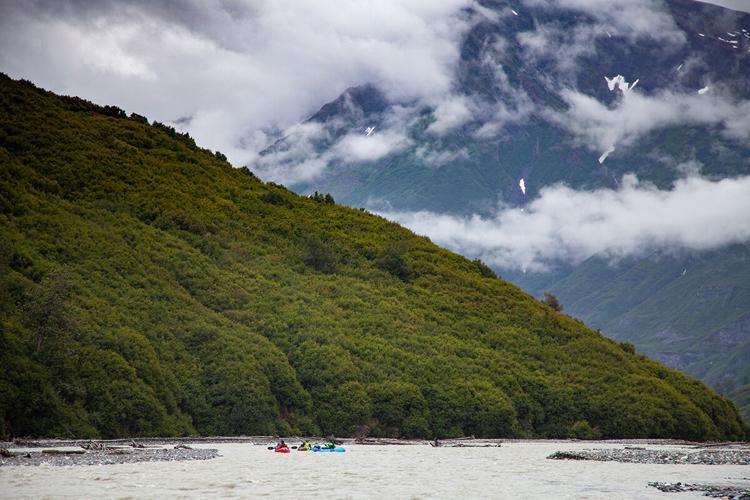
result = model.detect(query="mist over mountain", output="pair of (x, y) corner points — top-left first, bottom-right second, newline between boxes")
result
(254, 0), (750, 420)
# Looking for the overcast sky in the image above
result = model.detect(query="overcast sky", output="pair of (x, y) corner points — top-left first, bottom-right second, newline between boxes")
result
(2, 0), (749, 271)
(698, 0), (750, 13)
(0, 0), (474, 164)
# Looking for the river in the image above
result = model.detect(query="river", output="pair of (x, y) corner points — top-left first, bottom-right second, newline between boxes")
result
(1, 440), (748, 498)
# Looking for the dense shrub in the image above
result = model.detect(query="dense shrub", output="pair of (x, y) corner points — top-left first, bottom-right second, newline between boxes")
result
(0, 73), (744, 440)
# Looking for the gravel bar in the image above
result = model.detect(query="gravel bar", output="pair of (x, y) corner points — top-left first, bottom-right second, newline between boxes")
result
(0, 447), (219, 467)
(3, 436), (278, 448)
(547, 448), (750, 465)
(649, 481), (750, 499)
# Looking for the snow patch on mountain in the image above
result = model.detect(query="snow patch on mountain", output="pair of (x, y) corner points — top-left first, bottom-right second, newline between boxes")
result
(598, 146), (615, 164)
(605, 75), (639, 95)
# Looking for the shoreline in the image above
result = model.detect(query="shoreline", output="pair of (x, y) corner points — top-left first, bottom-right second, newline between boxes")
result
(0, 447), (219, 467)
(3, 436), (748, 449)
(2, 437), (749, 472)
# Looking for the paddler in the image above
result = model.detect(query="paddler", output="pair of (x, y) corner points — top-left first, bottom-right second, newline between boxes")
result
(274, 439), (287, 450)
(322, 435), (336, 449)
(299, 440), (311, 451)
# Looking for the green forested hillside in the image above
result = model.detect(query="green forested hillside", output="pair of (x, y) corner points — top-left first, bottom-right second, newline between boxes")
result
(509, 246), (750, 424)
(0, 75), (745, 440)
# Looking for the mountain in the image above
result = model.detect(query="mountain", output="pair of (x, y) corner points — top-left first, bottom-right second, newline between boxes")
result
(0, 74), (745, 440)
(256, 0), (750, 421)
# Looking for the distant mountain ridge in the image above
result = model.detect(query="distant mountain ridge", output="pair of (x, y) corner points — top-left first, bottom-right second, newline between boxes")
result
(255, 0), (750, 420)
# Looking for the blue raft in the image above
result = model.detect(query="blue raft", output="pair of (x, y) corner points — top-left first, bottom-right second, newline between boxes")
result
(312, 446), (346, 452)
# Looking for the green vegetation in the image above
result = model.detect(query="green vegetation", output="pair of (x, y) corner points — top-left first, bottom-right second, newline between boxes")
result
(0, 74), (745, 440)
(513, 246), (750, 424)
(542, 292), (562, 312)
(729, 384), (750, 424)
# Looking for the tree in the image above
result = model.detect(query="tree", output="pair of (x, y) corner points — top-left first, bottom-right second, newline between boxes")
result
(620, 342), (636, 354)
(309, 191), (336, 204)
(369, 381), (431, 438)
(314, 382), (372, 436)
(376, 241), (411, 280)
(542, 292), (563, 312)
(260, 189), (293, 207)
(25, 269), (76, 354)
(472, 259), (496, 278)
(304, 235), (338, 273)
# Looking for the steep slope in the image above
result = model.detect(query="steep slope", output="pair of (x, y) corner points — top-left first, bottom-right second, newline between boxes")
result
(0, 75), (745, 440)
(256, 0), (750, 415)
(508, 245), (750, 420)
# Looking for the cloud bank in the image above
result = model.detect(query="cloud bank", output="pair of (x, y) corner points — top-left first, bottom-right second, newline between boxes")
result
(252, 101), (417, 184)
(522, 0), (685, 43)
(518, 0), (685, 75)
(0, 0), (472, 165)
(382, 174), (750, 271)
(555, 85), (750, 160)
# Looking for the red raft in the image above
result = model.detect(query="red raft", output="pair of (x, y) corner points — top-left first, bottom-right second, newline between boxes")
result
(274, 446), (290, 453)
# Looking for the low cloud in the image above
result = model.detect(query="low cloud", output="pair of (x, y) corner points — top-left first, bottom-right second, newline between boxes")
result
(333, 130), (411, 162)
(471, 50), (537, 138)
(254, 113), (413, 185)
(517, 23), (603, 75)
(472, 99), (536, 139)
(522, 0), (685, 44)
(415, 146), (470, 167)
(426, 95), (475, 135)
(555, 86), (750, 159)
(250, 122), (332, 184)
(382, 174), (750, 272)
(518, 0), (685, 76)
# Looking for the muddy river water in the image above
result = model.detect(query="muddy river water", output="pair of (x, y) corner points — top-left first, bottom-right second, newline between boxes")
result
(1, 440), (748, 499)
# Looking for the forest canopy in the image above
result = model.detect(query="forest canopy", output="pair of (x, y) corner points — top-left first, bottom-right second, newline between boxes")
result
(0, 74), (745, 440)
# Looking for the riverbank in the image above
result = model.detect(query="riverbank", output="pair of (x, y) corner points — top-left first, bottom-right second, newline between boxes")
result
(649, 481), (750, 498)
(547, 445), (750, 465)
(0, 445), (218, 467)
(4, 436), (744, 448)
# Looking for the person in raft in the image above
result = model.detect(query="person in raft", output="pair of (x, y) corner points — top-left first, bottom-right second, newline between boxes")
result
(322, 436), (336, 449)
(275, 439), (287, 450)
(299, 441), (312, 451)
